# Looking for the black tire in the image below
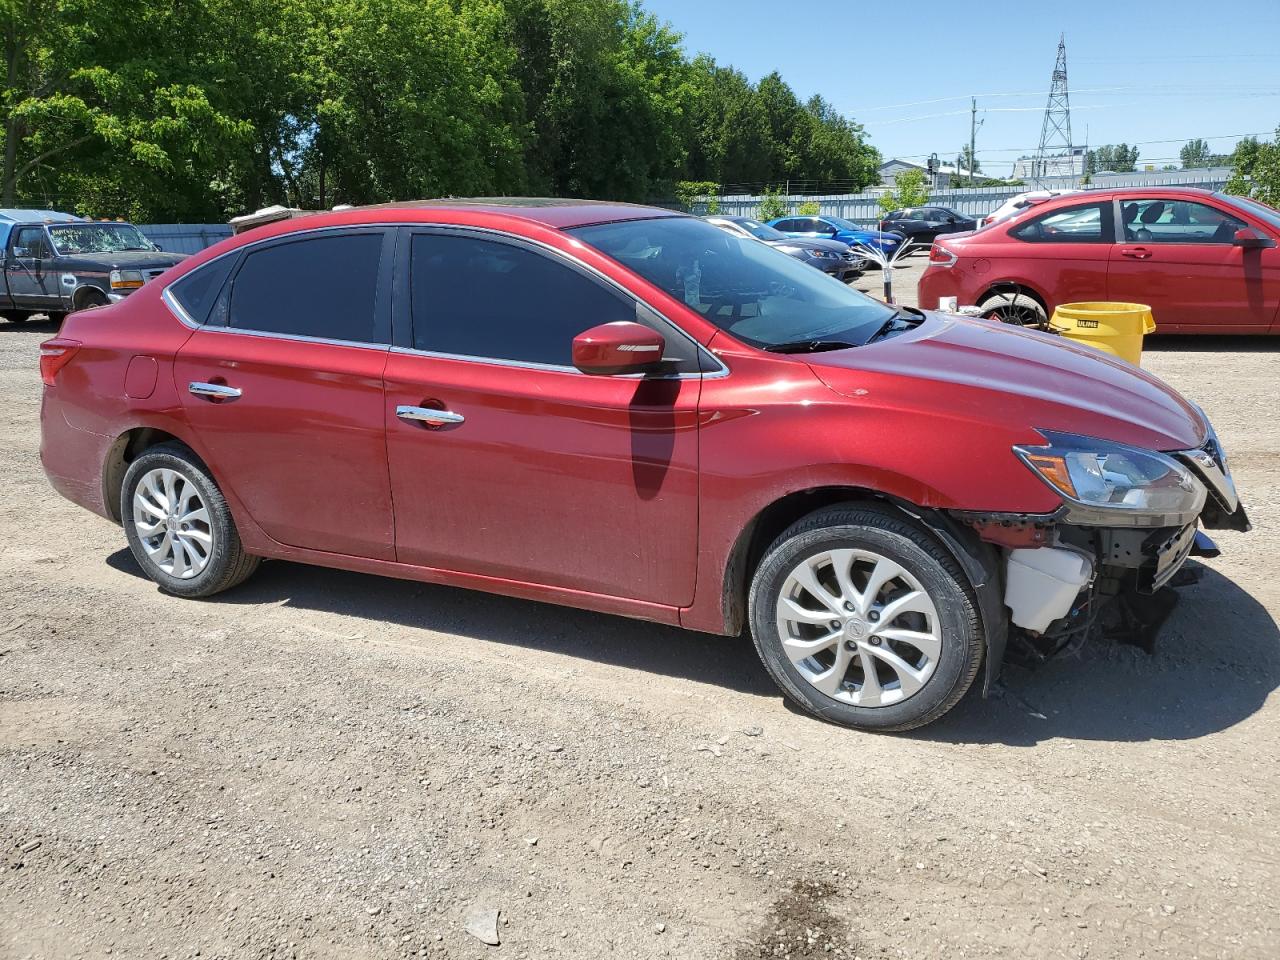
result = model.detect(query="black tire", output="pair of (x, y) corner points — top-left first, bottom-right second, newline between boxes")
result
(748, 504), (983, 732)
(978, 291), (1048, 330)
(121, 442), (260, 598)
(74, 289), (109, 311)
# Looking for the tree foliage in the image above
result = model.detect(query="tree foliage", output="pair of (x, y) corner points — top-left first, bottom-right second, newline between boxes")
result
(1224, 128), (1280, 207)
(1085, 144), (1140, 174)
(878, 168), (928, 214)
(1179, 138), (1226, 170)
(0, 0), (880, 220)
(757, 186), (787, 222)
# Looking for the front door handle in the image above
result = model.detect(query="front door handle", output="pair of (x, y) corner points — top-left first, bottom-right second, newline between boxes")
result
(1120, 246), (1152, 260)
(189, 381), (242, 400)
(396, 404), (465, 426)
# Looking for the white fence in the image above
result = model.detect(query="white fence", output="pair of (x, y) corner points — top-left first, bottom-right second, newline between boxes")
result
(700, 169), (1235, 225)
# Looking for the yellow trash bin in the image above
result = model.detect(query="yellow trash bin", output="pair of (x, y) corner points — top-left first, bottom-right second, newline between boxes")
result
(1049, 302), (1157, 366)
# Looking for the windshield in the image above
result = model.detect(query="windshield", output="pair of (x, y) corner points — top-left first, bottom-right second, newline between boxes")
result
(48, 223), (155, 255)
(1222, 194), (1280, 232)
(825, 216), (863, 232)
(736, 218), (788, 241)
(570, 217), (897, 350)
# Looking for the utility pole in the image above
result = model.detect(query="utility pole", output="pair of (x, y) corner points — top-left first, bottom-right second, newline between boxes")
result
(969, 97), (977, 186)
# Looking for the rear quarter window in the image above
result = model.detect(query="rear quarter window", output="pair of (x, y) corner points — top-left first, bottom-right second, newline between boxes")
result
(166, 256), (237, 325)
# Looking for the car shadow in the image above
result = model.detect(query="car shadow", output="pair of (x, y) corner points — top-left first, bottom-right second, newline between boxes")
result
(0, 317), (59, 334)
(104, 548), (779, 697)
(109, 551), (1276, 743)
(922, 563), (1279, 746)
(1145, 334), (1280, 353)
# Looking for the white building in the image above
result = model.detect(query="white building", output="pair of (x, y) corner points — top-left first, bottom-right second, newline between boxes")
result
(1011, 147), (1087, 181)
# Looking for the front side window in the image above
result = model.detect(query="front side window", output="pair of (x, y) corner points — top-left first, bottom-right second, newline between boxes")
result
(1120, 199), (1246, 244)
(1012, 202), (1113, 244)
(409, 233), (702, 371)
(48, 223), (155, 255)
(571, 216), (898, 351)
(228, 232), (387, 343)
(885, 210), (905, 220)
(14, 227), (49, 258)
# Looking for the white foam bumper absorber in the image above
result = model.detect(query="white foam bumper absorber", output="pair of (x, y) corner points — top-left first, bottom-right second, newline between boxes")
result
(1004, 547), (1094, 633)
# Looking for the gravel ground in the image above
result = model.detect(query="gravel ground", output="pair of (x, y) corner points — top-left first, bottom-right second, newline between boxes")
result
(1, 299), (1277, 960)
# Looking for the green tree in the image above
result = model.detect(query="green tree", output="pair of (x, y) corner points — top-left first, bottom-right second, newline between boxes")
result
(674, 180), (719, 213)
(958, 144), (981, 176)
(795, 199), (819, 216)
(757, 186), (786, 221)
(1225, 128), (1280, 206)
(878, 168), (928, 215)
(1178, 138), (1225, 169)
(1085, 143), (1139, 174)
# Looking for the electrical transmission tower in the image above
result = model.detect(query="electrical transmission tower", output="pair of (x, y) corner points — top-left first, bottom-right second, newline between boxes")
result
(1033, 34), (1074, 185)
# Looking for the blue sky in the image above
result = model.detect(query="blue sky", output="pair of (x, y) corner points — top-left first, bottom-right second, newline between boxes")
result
(642, 0), (1280, 176)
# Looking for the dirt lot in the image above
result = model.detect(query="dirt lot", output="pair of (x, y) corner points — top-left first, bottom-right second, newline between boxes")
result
(1, 296), (1277, 960)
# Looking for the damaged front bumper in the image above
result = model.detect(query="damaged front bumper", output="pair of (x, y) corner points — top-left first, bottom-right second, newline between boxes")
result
(953, 433), (1249, 683)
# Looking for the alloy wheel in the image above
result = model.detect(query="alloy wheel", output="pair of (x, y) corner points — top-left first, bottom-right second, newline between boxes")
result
(774, 548), (942, 707)
(132, 468), (214, 579)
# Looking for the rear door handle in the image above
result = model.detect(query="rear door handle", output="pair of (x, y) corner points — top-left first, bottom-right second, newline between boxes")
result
(396, 404), (465, 426)
(189, 381), (242, 400)
(1120, 246), (1152, 260)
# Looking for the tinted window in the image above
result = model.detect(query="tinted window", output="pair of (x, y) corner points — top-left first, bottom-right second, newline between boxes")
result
(1121, 199), (1245, 244)
(1012, 202), (1113, 243)
(410, 234), (701, 371)
(228, 232), (386, 343)
(885, 210), (905, 220)
(168, 256), (236, 325)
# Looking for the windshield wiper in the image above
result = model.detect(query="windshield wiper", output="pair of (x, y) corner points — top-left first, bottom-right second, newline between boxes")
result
(764, 339), (859, 354)
(865, 305), (927, 343)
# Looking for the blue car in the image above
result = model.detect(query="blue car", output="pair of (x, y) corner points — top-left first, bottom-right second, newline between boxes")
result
(767, 214), (906, 258)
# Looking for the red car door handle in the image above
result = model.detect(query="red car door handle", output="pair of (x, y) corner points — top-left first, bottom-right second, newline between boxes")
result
(1120, 246), (1152, 260)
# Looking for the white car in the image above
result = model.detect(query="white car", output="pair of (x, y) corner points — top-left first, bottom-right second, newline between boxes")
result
(980, 189), (1082, 228)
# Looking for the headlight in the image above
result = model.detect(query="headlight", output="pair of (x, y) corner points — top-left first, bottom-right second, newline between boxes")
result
(110, 269), (144, 290)
(807, 249), (833, 258)
(1013, 430), (1206, 526)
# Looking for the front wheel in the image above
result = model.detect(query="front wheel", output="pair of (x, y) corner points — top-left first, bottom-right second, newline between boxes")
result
(121, 443), (260, 598)
(748, 505), (983, 732)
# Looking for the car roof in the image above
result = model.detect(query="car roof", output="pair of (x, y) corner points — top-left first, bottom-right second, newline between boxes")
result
(351, 197), (684, 230)
(0, 208), (81, 223)
(1046, 186), (1219, 203)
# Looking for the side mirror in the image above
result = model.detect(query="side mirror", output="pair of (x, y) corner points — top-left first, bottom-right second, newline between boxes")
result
(12, 246), (29, 258)
(572, 321), (665, 376)
(1233, 227), (1276, 249)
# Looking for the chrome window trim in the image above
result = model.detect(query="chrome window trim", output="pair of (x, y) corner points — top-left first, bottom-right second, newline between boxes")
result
(387, 343), (727, 381)
(160, 220), (729, 378)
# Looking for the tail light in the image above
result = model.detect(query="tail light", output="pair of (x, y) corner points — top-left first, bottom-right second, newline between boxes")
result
(39, 338), (81, 385)
(928, 245), (958, 267)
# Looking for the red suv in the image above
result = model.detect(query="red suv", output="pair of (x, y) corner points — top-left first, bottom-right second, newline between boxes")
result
(919, 187), (1280, 332)
(39, 200), (1248, 731)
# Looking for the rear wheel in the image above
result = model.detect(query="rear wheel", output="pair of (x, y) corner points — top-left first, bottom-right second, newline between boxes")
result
(748, 505), (983, 731)
(979, 290), (1048, 330)
(121, 443), (260, 598)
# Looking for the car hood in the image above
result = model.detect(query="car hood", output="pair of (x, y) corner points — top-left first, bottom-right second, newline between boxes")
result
(806, 313), (1206, 452)
(769, 238), (849, 255)
(56, 251), (187, 271)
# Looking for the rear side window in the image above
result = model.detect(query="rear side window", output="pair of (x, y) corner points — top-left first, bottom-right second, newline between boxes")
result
(1012, 202), (1113, 244)
(167, 256), (236, 325)
(228, 232), (387, 343)
(409, 233), (704, 372)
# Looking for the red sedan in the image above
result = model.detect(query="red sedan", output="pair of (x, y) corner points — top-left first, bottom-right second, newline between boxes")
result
(919, 187), (1280, 333)
(39, 200), (1247, 731)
